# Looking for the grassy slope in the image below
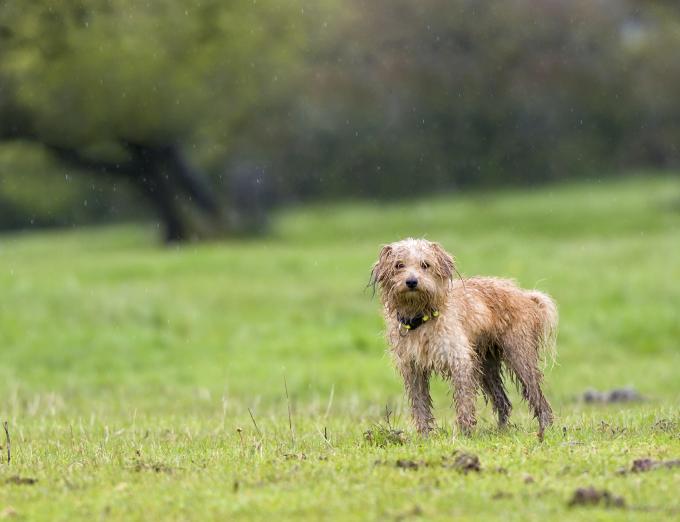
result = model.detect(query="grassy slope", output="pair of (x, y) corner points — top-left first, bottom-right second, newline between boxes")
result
(0, 175), (678, 520)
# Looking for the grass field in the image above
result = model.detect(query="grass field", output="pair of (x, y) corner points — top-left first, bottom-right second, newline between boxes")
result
(0, 175), (679, 521)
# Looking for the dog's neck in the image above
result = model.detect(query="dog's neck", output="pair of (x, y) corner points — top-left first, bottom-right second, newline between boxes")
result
(396, 308), (440, 331)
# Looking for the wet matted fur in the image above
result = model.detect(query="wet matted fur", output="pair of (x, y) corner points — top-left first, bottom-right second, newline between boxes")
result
(370, 238), (557, 438)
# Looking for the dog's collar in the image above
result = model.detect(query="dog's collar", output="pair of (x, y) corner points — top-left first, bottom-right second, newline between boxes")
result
(398, 310), (439, 332)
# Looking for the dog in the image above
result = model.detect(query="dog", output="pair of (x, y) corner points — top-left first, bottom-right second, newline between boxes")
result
(370, 238), (557, 438)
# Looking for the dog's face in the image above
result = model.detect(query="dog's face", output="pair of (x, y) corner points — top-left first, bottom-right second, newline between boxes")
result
(371, 238), (454, 313)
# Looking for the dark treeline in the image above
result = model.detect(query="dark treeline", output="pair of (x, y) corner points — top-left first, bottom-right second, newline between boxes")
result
(1, 0), (679, 240)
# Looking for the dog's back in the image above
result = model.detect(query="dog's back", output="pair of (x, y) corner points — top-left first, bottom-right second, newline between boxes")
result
(451, 277), (557, 358)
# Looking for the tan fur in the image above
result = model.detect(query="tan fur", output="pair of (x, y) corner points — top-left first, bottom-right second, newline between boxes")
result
(371, 238), (557, 438)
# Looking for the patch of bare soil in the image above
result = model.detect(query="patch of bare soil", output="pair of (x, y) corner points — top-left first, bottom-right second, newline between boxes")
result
(395, 459), (421, 470)
(568, 487), (625, 508)
(130, 459), (175, 474)
(4, 476), (37, 486)
(583, 387), (642, 403)
(630, 458), (680, 473)
(445, 452), (481, 474)
(387, 451), (482, 474)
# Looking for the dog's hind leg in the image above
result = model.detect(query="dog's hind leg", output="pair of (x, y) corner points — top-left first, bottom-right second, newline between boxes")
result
(502, 333), (554, 440)
(480, 347), (512, 428)
(400, 362), (435, 436)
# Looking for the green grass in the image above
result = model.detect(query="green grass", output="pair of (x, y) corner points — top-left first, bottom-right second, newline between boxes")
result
(0, 174), (679, 520)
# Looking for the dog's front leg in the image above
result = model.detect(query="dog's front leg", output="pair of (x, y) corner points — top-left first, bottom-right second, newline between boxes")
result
(400, 362), (435, 436)
(446, 347), (479, 436)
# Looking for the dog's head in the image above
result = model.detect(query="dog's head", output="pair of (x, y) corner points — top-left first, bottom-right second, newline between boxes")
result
(370, 238), (454, 314)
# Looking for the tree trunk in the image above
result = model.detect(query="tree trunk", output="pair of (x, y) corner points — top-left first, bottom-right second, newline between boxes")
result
(46, 141), (225, 242)
(127, 143), (221, 242)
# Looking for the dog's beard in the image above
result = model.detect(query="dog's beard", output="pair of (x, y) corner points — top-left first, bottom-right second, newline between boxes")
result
(386, 285), (436, 316)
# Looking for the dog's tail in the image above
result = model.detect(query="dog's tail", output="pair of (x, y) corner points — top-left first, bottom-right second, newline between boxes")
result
(528, 290), (558, 367)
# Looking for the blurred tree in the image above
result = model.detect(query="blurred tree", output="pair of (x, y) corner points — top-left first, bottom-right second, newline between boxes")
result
(0, 0), (309, 240)
(265, 0), (640, 199)
(249, 0), (680, 203)
(1, 0), (679, 236)
(623, 2), (680, 167)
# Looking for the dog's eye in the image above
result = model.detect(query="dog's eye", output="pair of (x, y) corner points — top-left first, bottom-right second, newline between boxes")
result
(421, 261), (430, 269)
(395, 262), (404, 269)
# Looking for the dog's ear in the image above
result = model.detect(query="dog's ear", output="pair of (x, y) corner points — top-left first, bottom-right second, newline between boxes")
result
(370, 244), (393, 287)
(430, 242), (455, 280)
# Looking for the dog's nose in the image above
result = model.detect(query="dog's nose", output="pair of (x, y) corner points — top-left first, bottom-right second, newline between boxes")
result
(405, 278), (418, 289)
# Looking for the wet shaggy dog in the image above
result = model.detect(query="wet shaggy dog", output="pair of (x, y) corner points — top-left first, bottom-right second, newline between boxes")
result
(370, 238), (557, 438)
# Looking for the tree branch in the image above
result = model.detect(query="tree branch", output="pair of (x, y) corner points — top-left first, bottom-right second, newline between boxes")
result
(45, 145), (137, 178)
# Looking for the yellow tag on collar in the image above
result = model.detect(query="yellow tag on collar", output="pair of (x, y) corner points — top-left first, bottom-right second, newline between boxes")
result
(432, 310), (439, 317)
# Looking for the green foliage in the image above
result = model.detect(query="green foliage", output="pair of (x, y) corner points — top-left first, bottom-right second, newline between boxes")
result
(2, 0), (680, 233)
(268, 0), (648, 198)
(0, 176), (678, 519)
(0, 0), (318, 234)
(0, 0), (308, 149)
